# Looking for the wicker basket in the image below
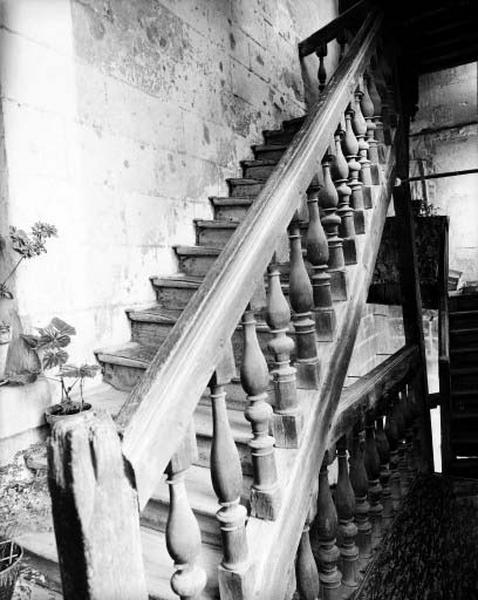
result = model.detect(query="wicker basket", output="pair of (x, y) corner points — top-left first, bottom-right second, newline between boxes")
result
(0, 541), (23, 600)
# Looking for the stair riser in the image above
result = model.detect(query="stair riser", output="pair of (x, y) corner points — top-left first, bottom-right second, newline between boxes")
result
(450, 313), (478, 329)
(449, 295), (478, 312)
(154, 285), (197, 310)
(100, 360), (144, 391)
(263, 130), (295, 145)
(450, 350), (478, 368)
(197, 226), (236, 248)
(253, 147), (286, 162)
(196, 433), (252, 478)
(242, 164), (277, 180)
(177, 254), (218, 277)
(142, 499), (221, 548)
(228, 181), (264, 197)
(450, 330), (478, 347)
(213, 204), (251, 221)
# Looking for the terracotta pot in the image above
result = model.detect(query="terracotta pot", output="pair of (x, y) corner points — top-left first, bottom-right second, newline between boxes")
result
(0, 325), (12, 382)
(44, 402), (92, 427)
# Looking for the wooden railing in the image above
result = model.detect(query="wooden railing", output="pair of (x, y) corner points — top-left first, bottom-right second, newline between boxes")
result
(438, 218), (451, 472)
(46, 7), (431, 600)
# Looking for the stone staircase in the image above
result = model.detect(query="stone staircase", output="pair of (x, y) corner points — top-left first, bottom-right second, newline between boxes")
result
(448, 291), (478, 477)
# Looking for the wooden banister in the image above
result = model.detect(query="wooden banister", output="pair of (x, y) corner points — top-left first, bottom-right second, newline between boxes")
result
(117, 9), (384, 510)
(299, 0), (369, 57)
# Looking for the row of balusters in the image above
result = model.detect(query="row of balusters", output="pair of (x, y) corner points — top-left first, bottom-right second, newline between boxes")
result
(162, 56), (400, 598)
(296, 382), (422, 599)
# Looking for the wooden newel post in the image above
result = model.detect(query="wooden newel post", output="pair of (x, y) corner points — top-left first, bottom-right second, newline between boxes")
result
(48, 410), (148, 600)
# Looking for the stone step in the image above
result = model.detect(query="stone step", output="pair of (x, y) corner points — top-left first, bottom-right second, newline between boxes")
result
(174, 245), (221, 277)
(151, 274), (202, 309)
(226, 177), (265, 197)
(194, 219), (240, 248)
(241, 158), (278, 180)
(252, 143), (288, 162)
(449, 309), (478, 330)
(209, 196), (254, 221)
(262, 127), (297, 146)
(142, 464), (252, 547)
(19, 527), (221, 599)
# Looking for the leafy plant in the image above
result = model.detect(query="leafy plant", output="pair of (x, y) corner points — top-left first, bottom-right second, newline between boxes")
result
(22, 317), (99, 414)
(0, 222), (57, 300)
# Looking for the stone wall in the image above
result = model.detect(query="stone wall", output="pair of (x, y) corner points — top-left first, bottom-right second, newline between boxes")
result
(0, 0), (338, 365)
(410, 62), (478, 284)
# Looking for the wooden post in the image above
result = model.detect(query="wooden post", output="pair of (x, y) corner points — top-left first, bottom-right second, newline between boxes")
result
(48, 410), (148, 600)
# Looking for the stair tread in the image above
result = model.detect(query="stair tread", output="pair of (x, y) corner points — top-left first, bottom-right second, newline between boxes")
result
(20, 527), (220, 599)
(175, 245), (222, 256)
(96, 341), (158, 367)
(194, 403), (251, 444)
(450, 345), (478, 354)
(152, 274), (203, 288)
(209, 196), (254, 205)
(194, 219), (240, 229)
(450, 366), (478, 375)
(450, 326), (478, 333)
(251, 143), (288, 153)
(127, 305), (183, 323)
(451, 389), (478, 396)
(450, 309), (478, 316)
(241, 158), (278, 167)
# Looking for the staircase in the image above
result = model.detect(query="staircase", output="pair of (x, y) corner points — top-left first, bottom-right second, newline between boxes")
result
(448, 292), (478, 476)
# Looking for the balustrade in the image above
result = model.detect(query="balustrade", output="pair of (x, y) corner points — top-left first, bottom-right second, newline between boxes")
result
(266, 257), (303, 447)
(241, 308), (281, 519)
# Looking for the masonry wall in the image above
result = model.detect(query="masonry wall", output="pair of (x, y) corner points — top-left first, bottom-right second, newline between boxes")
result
(410, 62), (478, 284)
(0, 0), (338, 366)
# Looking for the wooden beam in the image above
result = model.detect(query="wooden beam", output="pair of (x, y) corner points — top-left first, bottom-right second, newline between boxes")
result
(48, 410), (148, 600)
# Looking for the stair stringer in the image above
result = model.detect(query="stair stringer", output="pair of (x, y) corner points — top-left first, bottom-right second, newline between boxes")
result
(242, 150), (396, 600)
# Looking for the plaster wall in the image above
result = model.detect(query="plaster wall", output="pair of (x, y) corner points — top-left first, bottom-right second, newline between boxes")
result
(0, 0), (338, 368)
(410, 62), (478, 283)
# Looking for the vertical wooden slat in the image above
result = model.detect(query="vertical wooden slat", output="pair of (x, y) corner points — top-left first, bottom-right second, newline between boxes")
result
(48, 411), (148, 600)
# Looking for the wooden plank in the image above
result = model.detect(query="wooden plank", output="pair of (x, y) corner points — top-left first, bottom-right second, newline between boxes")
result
(330, 344), (419, 444)
(48, 410), (148, 600)
(118, 10), (384, 510)
(298, 0), (367, 57)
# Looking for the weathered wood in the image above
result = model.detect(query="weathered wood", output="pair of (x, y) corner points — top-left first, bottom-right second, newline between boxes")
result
(385, 398), (402, 513)
(352, 85), (372, 192)
(296, 506), (320, 600)
(364, 411), (383, 547)
(375, 414), (393, 530)
(117, 9), (383, 511)
(317, 43), (328, 92)
(335, 436), (359, 593)
(266, 259), (303, 448)
(288, 219), (321, 389)
(298, 0), (367, 57)
(342, 105), (365, 235)
(47, 410), (148, 600)
(306, 181), (336, 341)
(209, 374), (251, 599)
(362, 73), (380, 182)
(240, 309), (281, 520)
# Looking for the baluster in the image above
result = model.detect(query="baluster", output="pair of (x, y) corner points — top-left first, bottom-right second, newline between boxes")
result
(400, 386), (416, 492)
(348, 424), (372, 566)
(352, 85), (372, 209)
(332, 125), (356, 266)
(364, 411), (383, 548)
(319, 148), (347, 301)
(209, 368), (250, 594)
(288, 218), (320, 388)
(314, 458), (341, 600)
(166, 429), (207, 600)
(241, 307), (281, 520)
(336, 29), (349, 62)
(385, 397), (401, 513)
(375, 412), (393, 531)
(394, 390), (409, 496)
(361, 73), (380, 184)
(335, 437), (359, 594)
(316, 43), (328, 92)
(367, 66), (385, 162)
(266, 257), (303, 448)
(306, 181), (336, 341)
(296, 504), (320, 600)
(342, 105), (365, 235)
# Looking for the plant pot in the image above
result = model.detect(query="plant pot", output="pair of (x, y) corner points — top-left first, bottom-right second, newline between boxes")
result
(44, 402), (92, 427)
(0, 540), (23, 600)
(0, 326), (12, 383)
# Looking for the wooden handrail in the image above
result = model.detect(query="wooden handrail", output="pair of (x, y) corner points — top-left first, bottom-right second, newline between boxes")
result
(118, 9), (384, 510)
(330, 344), (419, 444)
(298, 0), (368, 57)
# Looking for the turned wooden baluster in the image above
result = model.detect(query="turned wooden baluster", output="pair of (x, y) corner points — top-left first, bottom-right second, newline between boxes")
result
(315, 458), (341, 600)
(342, 105), (365, 235)
(166, 430), (207, 600)
(332, 125), (356, 266)
(394, 390), (409, 496)
(375, 412), (393, 531)
(306, 180), (336, 341)
(296, 504), (320, 600)
(288, 218), (320, 388)
(335, 436), (359, 594)
(319, 148), (347, 301)
(241, 307), (281, 520)
(348, 424), (372, 565)
(266, 256), (303, 448)
(367, 67), (385, 163)
(336, 29), (349, 62)
(316, 43), (328, 92)
(361, 73), (380, 184)
(209, 369), (249, 594)
(364, 411), (383, 548)
(385, 397), (401, 513)
(352, 85), (372, 206)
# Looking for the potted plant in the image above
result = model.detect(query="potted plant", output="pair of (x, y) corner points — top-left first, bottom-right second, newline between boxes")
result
(21, 317), (100, 424)
(0, 222), (57, 383)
